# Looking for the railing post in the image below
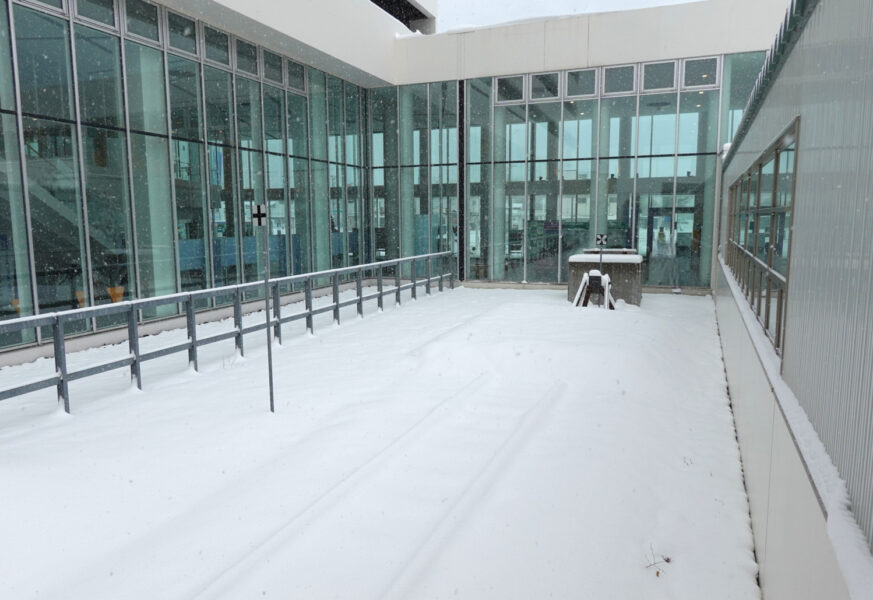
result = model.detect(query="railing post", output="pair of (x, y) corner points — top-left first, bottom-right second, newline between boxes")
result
(426, 257), (432, 296)
(377, 265), (384, 311)
(53, 316), (69, 413)
(395, 263), (402, 306)
(450, 255), (456, 290)
(272, 283), (282, 344)
(411, 259), (417, 300)
(305, 277), (313, 333)
(234, 288), (244, 356)
(332, 272), (340, 324)
(186, 294), (198, 371)
(438, 256), (444, 292)
(356, 268), (363, 317)
(127, 305), (142, 389)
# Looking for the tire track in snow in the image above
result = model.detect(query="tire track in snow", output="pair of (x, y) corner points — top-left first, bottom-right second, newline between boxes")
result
(187, 373), (492, 600)
(378, 381), (565, 600)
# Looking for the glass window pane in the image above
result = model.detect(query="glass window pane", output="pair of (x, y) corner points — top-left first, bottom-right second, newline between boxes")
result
(759, 157), (774, 209)
(236, 40), (258, 75)
(531, 73), (559, 100)
(346, 166), (362, 264)
(567, 69), (596, 96)
(308, 69), (327, 161)
(76, 25), (123, 128)
(168, 12), (197, 54)
(560, 160), (593, 279)
(208, 143), (239, 286)
(528, 102), (560, 161)
(310, 160), (330, 269)
(678, 89), (719, 154)
(0, 1), (13, 111)
(168, 55), (202, 141)
(131, 133), (177, 303)
(638, 93), (677, 156)
(685, 57), (717, 87)
(643, 62), (675, 90)
(236, 77), (262, 149)
(15, 6), (74, 120)
(720, 51), (766, 144)
(264, 50), (283, 83)
(674, 154), (715, 287)
(204, 26), (229, 64)
(328, 76), (345, 164)
(370, 86), (396, 168)
(430, 81), (457, 166)
(777, 144), (794, 207)
(287, 92), (308, 157)
(264, 85), (285, 154)
(496, 76), (523, 102)
(33, 0), (63, 8)
(239, 149), (264, 281)
(773, 210), (790, 276)
(372, 167), (398, 262)
(345, 84), (361, 166)
(173, 139), (209, 291)
(125, 40), (166, 134)
(466, 78), (491, 164)
(597, 158), (634, 249)
(0, 114), (35, 336)
(23, 118), (88, 311)
(287, 61), (305, 90)
(492, 162), (525, 281)
(494, 103), (526, 162)
(526, 161), (559, 282)
(562, 99), (596, 160)
(330, 162), (347, 267)
(466, 163), (490, 279)
(604, 66), (635, 94)
(83, 127), (134, 305)
(599, 95), (637, 158)
(288, 155), (310, 273)
(265, 151), (288, 276)
(126, 0), (159, 41)
(77, 0), (115, 26)
(204, 66), (233, 145)
(399, 83), (427, 167)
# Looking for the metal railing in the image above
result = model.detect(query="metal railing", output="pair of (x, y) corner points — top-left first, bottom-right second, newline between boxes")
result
(0, 252), (456, 412)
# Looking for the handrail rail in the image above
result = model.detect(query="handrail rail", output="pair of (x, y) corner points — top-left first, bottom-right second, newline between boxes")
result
(0, 252), (456, 413)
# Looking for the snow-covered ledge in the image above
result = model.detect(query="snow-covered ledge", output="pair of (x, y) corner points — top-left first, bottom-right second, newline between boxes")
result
(715, 257), (873, 600)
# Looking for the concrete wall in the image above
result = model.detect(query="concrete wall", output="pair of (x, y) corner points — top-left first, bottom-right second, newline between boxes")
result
(715, 264), (852, 600)
(394, 0), (789, 83)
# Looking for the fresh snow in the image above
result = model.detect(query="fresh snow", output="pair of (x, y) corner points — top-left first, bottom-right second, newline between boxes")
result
(0, 288), (759, 599)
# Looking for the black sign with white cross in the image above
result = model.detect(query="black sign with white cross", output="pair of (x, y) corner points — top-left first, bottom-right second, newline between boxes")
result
(595, 233), (607, 246)
(252, 204), (267, 227)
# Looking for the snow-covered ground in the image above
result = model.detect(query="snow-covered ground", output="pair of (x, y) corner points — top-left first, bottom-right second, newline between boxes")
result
(0, 288), (758, 599)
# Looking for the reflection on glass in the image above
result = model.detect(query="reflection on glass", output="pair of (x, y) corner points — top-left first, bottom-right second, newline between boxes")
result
(0, 1), (14, 111)
(636, 156), (674, 285)
(208, 143), (238, 286)
(131, 133), (176, 311)
(78, 0), (115, 26)
(168, 12), (197, 54)
(759, 157), (774, 208)
(638, 93), (677, 156)
(204, 27), (229, 65)
(597, 158), (634, 249)
(239, 149), (264, 282)
(76, 25), (123, 128)
(15, 6), (74, 119)
(467, 163), (490, 279)
(168, 55), (202, 141)
(467, 78), (491, 164)
(643, 62), (675, 90)
(674, 154), (715, 286)
(496, 76), (524, 102)
(531, 73), (559, 99)
(126, 0), (159, 41)
(264, 51), (283, 83)
(287, 92), (308, 157)
(125, 40), (166, 134)
(679, 90), (719, 154)
(567, 69), (596, 96)
(23, 118), (87, 312)
(236, 40), (259, 75)
(310, 160), (330, 270)
(236, 77), (262, 150)
(492, 161), (525, 281)
(494, 104), (526, 162)
(345, 84), (361, 166)
(604, 66), (635, 94)
(204, 66), (233, 145)
(720, 52), (766, 144)
(372, 166), (398, 261)
(528, 102), (560, 162)
(0, 114), (35, 342)
(527, 161), (559, 282)
(329, 162), (346, 268)
(562, 99), (596, 160)
(561, 159), (593, 281)
(346, 166), (361, 265)
(308, 70), (327, 161)
(328, 76), (345, 165)
(289, 155), (310, 273)
(173, 139), (209, 291)
(288, 61), (305, 91)
(370, 86), (397, 167)
(264, 85), (285, 154)
(599, 96), (636, 158)
(83, 127), (133, 306)
(684, 58), (717, 86)
(266, 151), (288, 277)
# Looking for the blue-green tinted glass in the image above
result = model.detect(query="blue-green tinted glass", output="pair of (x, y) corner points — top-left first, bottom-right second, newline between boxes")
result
(531, 73), (559, 99)
(204, 26), (229, 64)
(562, 99), (596, 160)
(236, 40), (258, 75)
(308, 70), (327, 161)
(528, 102), (560, 161)
(496, 76), (523, 102)
(287, 61), (305, 90)
(310, 160), (330, 269)
(173, 139), (209, 291)
(678, 89), (719, 153)
(599, 96), (636, 157)
(264, 51), (283, 83)
(399, 83), (427, 167)
(208, 143), (239, 286)
(125, 40), (166, 134)
(82, 126), (134, 305)
(15, 6), (74, 119)
(77, 0), (115, 26)
(674, 154), (715, 286)
(721, 52), (766, 144)
(430, 81), (458, 164)
(466, 78), (491, 164)
(126, 0), (159, 41)
(759, 157), (774, 208)
(567, 69), (596, 96)
(1, 1), (17, 110)
(168, 12), (197, 54)
(288, 155), (310, 273)
(76, 25), (124, 128)
(287, 92), (308, 157)
(466, 163), (490, 279)
(494, 103), (526, 162)
(266, 151), (287, 276)
(327, 76), (344, 164)
(643, 62), (675, 90)
(33, 0), (62, 8)
(345, 84), (361, 166)
(23, 117), (87, 311)
(597, 158), (634, 249)
(0, 114), (34, 332)
(685, 58), (717, 86)
(204, 66), (233, 145)
(370, 86), (396, 167)
(264, 84), (285, 154)
(236, 77), (262, 149)
(638, 93), (677, 155)
(604, 66), (635, 94)
(168, 55), (202, 140)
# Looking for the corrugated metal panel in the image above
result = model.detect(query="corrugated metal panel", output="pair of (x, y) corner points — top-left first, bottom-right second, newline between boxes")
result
(722, 0), (873, 552)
